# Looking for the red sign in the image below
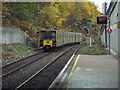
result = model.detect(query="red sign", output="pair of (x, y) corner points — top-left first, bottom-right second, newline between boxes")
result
(106, 29), (112, 34)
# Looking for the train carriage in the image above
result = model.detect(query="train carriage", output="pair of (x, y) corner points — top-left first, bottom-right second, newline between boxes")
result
(39, 29), (82, 50)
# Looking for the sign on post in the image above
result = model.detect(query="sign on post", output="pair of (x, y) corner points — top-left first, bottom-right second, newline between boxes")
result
(106, 29), (112, 34)
(97, 16), (108, 25)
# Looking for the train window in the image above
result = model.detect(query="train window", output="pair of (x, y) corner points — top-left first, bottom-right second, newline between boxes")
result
(40, 31), (56, 41)
(45, 32), (51, 39)
(51, 32), (56, 37)
(50, 31), (56, 41)
(40, 31), (51, 40)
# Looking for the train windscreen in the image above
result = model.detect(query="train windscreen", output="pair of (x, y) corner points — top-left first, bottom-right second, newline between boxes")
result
(40, 31), (56, 41)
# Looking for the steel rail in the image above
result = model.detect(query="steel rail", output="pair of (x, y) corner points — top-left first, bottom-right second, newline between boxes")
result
(15, 46), (74, 90)
(48, 45), (81, 89)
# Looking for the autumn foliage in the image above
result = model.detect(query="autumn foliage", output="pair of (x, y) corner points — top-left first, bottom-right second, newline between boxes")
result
(2, 1), (101, 40)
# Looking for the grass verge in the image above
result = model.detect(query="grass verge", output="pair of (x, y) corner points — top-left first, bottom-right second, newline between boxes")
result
(2, 43), (37, 65)
(81, 44), (107, 55)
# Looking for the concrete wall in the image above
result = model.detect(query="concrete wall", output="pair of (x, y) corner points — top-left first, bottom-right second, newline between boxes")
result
(0, 27), (26, 44)
(101, 1), (120, 55)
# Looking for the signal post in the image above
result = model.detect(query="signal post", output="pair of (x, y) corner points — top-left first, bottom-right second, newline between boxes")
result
(97, 15), (112, 55)
(36, 31), (40, 48)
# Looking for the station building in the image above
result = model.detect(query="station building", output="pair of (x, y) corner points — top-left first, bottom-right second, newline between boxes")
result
(101, 0), (120, 58)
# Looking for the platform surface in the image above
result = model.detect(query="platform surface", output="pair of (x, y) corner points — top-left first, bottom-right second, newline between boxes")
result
(68, 55), (118, 88)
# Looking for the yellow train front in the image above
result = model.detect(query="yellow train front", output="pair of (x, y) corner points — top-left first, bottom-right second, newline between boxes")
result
(40, 30), (56, 50)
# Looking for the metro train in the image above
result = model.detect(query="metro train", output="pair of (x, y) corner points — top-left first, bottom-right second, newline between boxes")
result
(39, 29), (82, 50)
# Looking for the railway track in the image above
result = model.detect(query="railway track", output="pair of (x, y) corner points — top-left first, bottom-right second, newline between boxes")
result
(1, 50), (50, 78)
(2, 46), (73, 89)
(15, 45), (80, 89)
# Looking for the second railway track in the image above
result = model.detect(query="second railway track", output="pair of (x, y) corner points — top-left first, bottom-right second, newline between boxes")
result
(1, 51), (50, 78)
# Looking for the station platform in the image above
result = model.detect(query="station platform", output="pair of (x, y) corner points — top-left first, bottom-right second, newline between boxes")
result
(67, 55), (118, 88)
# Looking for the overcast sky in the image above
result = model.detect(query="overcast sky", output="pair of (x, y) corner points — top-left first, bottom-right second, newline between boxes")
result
(88, 0), (111, 13)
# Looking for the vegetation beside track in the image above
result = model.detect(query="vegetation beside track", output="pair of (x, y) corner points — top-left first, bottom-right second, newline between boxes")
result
(81, 44), (107, 55)
(2, 44), (37, 64)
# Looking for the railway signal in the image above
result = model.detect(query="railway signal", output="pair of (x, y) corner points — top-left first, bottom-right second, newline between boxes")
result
(36, 31), (40, 36)
(83, 26), (90, 36)
(36, 31), (40, 48)
(83, 26), (92, 46)
(86, 29), (90, 36)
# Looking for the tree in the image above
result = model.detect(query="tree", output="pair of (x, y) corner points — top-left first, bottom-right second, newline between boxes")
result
(2, 1), (101, 41)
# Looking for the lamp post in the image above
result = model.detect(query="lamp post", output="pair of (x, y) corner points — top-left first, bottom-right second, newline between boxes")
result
(89, 20), (92, 47)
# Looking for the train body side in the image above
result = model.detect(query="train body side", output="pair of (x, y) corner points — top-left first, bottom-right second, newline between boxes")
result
(56, 31), (64, 47)
(75, 33), (82, 44)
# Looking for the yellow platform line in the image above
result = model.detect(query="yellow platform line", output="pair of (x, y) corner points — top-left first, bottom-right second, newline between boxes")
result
(72, 55), (80, 71)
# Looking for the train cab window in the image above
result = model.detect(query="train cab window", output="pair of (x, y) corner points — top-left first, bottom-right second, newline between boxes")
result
(51, 32), (56, 37)
(40, 30), (56, 41)
(45, 32), (51, 39)
(50, 31), (56, 41)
